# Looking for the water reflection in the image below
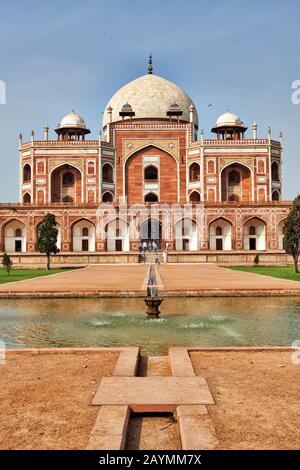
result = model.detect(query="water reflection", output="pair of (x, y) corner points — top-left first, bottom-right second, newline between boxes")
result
(0, 297), (299, 355)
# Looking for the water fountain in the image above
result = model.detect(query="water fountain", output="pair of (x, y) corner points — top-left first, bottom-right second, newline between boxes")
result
(144, 265), (163, 318)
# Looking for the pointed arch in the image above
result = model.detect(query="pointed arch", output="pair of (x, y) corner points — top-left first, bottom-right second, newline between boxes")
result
(243, 217), (266, 250)
(71, 218), (96, 252)
(23, 163), (31, 183)
(50, 163), (82, 204)
(105, 217), (129, 252)
(102, 162), (114, 183)
(272, 189), (280, 201)
(189, 190), (201, 203)
(145, 192), (159, 203)
(174, 217), (199, 251)
(209, 217), (232, 251)
(220, 161), (253, 202)
(271, 161), (280, 181)
(102, 191), (114, 203)
(2, 219), (27, 253)
(23, 192), (31, 204)
(125, 143), (177, 163)
(189, 162), (200, 182)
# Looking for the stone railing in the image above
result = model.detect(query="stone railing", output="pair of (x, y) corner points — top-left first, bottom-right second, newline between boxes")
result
(188, 138), (272, 147)
(20, 140), (114, 149)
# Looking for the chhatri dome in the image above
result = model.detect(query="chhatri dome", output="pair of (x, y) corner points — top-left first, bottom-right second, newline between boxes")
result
(59, 111), (88, 130)
(103, 55), (198, 128)
(55, 111), (91, 140)
(214, 111), (246, 129)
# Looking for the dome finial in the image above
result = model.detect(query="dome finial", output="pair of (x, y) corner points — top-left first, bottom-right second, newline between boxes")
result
(148, 53), (153, 74)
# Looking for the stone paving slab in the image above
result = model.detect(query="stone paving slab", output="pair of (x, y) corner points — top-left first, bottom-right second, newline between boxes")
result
(1, 263), (299, 297)
(86, 405), (130, 450)
(178, 414), (219, 450)
(0, 265), (148, 294)
(169, 348), (195, 377)
(92, 376), (215, 412)
(113, 349), (139, 377)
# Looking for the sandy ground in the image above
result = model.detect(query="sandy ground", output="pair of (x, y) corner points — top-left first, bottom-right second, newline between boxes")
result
(190, 350), (300, 450)
(0, 351), (118, 450)
(1, 350), (299, 450)
(125, 414), (180, 450)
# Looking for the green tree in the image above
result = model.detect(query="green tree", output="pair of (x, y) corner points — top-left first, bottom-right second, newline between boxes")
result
(38, 214), (59, 270)
(2, 253), (13, 275)
(284, 195), (300, 273)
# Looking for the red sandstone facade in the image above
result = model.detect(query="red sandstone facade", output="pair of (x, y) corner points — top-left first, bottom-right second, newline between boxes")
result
(0, 67), (291, 261)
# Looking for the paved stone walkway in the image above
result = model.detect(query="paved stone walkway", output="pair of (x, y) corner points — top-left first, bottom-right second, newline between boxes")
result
(0, 263), (299, 296)
(87, 348), (218, 450)
(0, 265), (149, 295)
(157, 264), (300, 294)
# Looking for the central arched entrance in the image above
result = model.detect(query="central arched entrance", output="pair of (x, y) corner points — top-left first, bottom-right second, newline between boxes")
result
(51, 164), (82, 204)
(140, 219), (162, 249)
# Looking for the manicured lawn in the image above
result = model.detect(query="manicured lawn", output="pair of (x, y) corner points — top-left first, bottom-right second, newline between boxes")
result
(0, 268), (73, 284)
(227, 265), (300, 282)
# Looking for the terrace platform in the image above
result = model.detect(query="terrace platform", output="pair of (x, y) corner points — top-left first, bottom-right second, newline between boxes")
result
(0, 263), (299, 297)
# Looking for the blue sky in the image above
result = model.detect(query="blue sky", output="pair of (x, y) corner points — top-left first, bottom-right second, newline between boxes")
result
(0, 0), (299, 200)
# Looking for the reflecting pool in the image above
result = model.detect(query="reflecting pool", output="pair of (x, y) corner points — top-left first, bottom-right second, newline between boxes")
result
(0, 297), (299, 355)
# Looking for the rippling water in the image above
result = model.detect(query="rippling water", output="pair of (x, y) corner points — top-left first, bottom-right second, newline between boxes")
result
(0, 297), (299, 355)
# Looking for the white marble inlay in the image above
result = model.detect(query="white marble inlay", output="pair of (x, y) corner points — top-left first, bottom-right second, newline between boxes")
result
(204, 148), (268, 154)
(34, 149), (98, 155)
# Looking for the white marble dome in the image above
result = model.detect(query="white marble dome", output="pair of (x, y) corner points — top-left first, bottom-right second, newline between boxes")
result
(103, 74), (198, 128)
(59, 111), (87, 130)
(215, 111), (244, 128)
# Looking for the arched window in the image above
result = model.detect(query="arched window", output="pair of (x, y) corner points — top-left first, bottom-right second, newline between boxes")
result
(189, 162), (200, 182)
(272, 190), (280, 201)
(249, 226), (256, 236)
(145, 193), (158, 203)
(144, 165), (158, 180)
(23, 164), (31, 183)
(82, 227), (89, 237)
(228, 170), (240, 185)
(102, 163), (113, 183)
(63, 172), (74, 185)
(15, 228), (22, 237)
(88, 161), (95, 175)
(271, 162), (279, 181)
(216, 227), (223, 236)
(190, 191), (201, 203)
(23, 193), (31, 204)
(102, 191), (113, 203)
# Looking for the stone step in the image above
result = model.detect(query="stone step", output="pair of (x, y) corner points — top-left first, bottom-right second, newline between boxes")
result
(92, 376), (215, 413)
